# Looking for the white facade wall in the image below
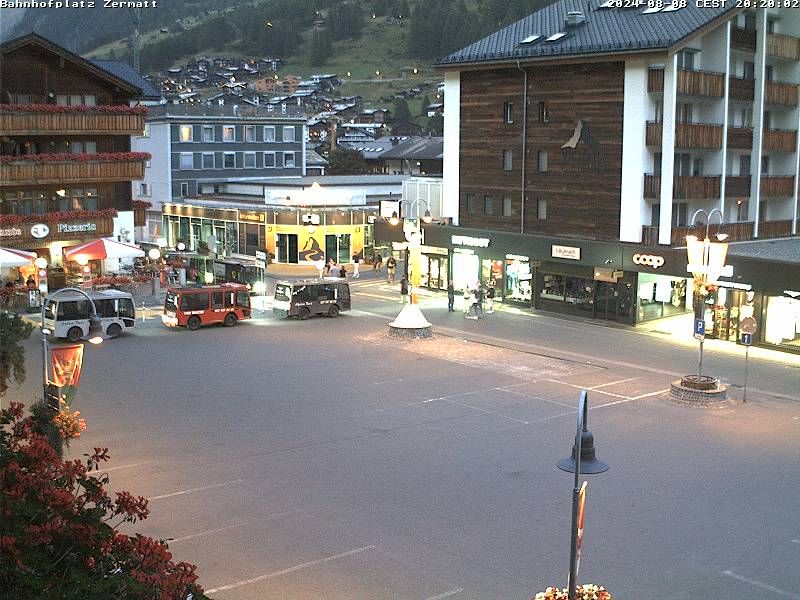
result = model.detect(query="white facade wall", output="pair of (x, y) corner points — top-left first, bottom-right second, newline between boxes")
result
(619, 58), (650, 243)
(442, 71), (461, 224)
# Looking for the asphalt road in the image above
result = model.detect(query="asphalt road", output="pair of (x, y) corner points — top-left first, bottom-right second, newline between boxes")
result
(5, 279), (800, 599)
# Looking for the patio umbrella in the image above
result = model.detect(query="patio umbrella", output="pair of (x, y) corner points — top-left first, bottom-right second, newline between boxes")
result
(63, 238), (145, 262)
(0, 247), (37, 268)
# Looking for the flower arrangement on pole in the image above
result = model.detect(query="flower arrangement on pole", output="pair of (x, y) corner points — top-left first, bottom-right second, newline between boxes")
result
(533, 584), (612, 600)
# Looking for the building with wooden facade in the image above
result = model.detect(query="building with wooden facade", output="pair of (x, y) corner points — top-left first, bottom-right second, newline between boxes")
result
(417, 2), (800, 352)
(0, 33), (156, 286)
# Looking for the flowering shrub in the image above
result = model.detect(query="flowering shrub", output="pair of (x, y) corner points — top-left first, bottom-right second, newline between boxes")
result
(0, 402), (209, 599)
(534, 584), (612, 600)
(0, 103), (149, 115)
(132, 200), (153, 209)
(0, 151), (151, 164)
(0, 208), (118, 225)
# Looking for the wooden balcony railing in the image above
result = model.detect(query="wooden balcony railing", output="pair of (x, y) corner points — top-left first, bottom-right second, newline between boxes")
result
(728, 76), (755, 102)
(0, 155), (147, 185)
(767, 33), (800, 60)
(763, 128), (797, 152)
(765, 81), (799, 107)
(646, 121), (662, 147)
(641, 220), (795, 246)
(676, 122), (723, 150)
(761, 175), (795, 197)
(725, 176), (751, 197)
(646, 68), (725, 97)
(648, 68), (664, 93)
(644, 174), (721, 199)
(731, 27), (756, 53)
(0, 110), (145, 135)
(727, 127), (753, 149)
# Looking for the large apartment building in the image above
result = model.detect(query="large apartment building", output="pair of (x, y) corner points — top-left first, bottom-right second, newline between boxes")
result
(131, 104), (308, 242)
(0, 33), (154, 281)
(381, 3), (800, 352)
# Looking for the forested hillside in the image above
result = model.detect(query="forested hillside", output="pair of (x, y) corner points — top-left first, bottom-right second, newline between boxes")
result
(8, 0), (554, 72)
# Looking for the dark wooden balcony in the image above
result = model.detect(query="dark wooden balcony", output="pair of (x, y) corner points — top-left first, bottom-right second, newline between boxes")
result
(731, 27), (756, 53)
(0, 154), (147, 185)
(767, 33), (800, 60)
(676, 122), (723, 150)
(641, 219), (796, 246)
(725, 176), (751, 197)
(761, 175), (795, 197)
(727, 127), (753, 149)
(134, 206), (147, 227)
(643, 174), (721, 199)
(765, 81), (799, 107)
(646, 68), (724, 97)
(728, 76), (754, 102)
(0, 108), (145, 136)
(645, 121), (662, 147)
(763, 128), (797, 152)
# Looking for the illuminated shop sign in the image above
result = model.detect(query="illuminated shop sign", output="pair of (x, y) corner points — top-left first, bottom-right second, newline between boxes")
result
(551, 245), (581, 260)
(57, 222), (97, 233)
(0, 226), (23, 238)
(632, 253), (665, 269)
(505, 254), (529, 261)
(239, 211), (265, 223)
(452, 235), (490, 248)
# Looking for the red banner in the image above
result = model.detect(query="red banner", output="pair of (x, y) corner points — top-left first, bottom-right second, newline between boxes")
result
(50, 344), (84, 400)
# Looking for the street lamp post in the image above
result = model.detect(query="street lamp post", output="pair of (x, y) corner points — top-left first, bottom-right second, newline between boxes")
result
(41, 287), (103, 412)
(685, 209), (729, 382)
(387, 199), (433, 338)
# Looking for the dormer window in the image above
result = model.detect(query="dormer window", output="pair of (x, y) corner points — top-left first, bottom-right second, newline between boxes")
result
(520, 35), (541, 44)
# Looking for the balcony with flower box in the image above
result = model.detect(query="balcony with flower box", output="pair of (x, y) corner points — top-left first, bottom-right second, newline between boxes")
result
(641, 219), (796, 246)
(0, 104), (147, 135)
(646, 68), (724, 97)
(643, 174), (721, 199)
(763, 128), (797, 152)
(0, 152), (149, 186)
(645, 122), (723, 150)
(132, 200), (151, 227)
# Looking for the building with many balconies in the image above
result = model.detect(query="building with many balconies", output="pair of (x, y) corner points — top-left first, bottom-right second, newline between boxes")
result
(0, 33), (155, 283)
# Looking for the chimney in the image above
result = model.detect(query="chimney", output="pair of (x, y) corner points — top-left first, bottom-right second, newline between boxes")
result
(564, 11), (586, 27)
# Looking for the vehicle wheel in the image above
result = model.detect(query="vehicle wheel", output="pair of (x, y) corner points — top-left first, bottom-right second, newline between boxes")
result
(187, 316), (201, 330)
(66, 327), (82, 343)
(107, 323), (122, 338)
(298, 307), (310, 320)
(223, 313), (238, 327)
(328, 304), (339, 318)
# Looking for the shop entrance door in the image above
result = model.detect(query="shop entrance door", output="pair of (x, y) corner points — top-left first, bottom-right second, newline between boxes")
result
(276, 233), (298, 263)
(594, 281), (633, 323)
(325, 234), (351, 265)
(422, 256), (448, 290)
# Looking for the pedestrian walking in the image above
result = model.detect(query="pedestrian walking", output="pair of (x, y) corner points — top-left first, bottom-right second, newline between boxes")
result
(463, 286), (471, 316)
(339, 265), (347, 279)
(447, 282), (455, 312)
(486, 280), (496, 313)
(352, 253), (360, 278)
(373, 253), (382, 273)
(400, 277), (409, 304)
(386, 256), (396, 283)
(322, 262), (331, 277)
(475, 285), (484, 318)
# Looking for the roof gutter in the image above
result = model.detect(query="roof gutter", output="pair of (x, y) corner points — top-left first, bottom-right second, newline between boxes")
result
(516, 60), (528, 235)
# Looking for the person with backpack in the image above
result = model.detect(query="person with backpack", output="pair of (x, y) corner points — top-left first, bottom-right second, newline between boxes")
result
(486, 280), (496, 313)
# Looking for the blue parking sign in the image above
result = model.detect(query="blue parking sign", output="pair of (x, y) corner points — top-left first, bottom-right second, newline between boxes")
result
(694, 318), (705, 338)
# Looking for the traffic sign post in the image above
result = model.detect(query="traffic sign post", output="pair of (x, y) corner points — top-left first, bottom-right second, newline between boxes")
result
(739, 318), (757, 403)
(694, 318), (706, 380)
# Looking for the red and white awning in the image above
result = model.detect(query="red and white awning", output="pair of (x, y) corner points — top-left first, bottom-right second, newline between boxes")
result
(64, 238), (145, 262)
(0, 247), (37, 268)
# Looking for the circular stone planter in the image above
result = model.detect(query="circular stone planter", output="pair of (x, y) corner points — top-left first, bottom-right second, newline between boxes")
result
(669, 375), (728, 406)
(388, 304), (432, 339)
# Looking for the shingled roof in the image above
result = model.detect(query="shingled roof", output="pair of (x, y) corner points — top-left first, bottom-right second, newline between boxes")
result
(91, 60), (162, 101)
(437, 0), (741, 67)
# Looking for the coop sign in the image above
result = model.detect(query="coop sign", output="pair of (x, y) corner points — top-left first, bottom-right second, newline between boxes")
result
(451, 235), (490, 248)
(632, 253), (665, 269)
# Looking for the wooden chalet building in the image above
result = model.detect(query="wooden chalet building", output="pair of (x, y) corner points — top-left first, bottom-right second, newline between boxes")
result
(0, 33), (157, 285)
(384, 2), (800, 352)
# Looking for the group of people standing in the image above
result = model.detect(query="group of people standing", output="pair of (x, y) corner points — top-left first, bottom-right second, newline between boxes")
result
(446, 280), (496, 319)
(321, 259), (349, 279)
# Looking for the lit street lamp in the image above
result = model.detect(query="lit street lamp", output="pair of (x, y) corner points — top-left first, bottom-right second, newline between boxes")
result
(685, 208), (729, 383)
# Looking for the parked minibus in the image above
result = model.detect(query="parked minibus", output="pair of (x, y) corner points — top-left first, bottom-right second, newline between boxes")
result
(272, 279), (351, 320)
(42, 290), (136, 342)
(162, 283), (251, 330)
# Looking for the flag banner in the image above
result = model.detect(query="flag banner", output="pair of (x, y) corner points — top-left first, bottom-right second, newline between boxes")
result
(50, 344), (84, 405)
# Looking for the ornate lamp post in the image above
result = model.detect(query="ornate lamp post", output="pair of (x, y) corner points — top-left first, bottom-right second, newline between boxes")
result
(387, 199), (433, 338)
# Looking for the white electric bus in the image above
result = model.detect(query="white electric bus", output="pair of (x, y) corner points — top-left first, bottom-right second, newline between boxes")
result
(42, 290), (136, 342)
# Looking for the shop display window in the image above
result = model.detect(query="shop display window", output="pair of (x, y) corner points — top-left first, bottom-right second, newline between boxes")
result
(505, 259), (531, 303)
(540, 273), (565, 300)
(764, 295), (800, 349)
(637, 275), (690, 322)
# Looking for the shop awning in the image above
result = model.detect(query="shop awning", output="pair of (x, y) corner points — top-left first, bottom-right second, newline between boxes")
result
(0, 246), (37, 268)
(63, 238), (145, 262)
